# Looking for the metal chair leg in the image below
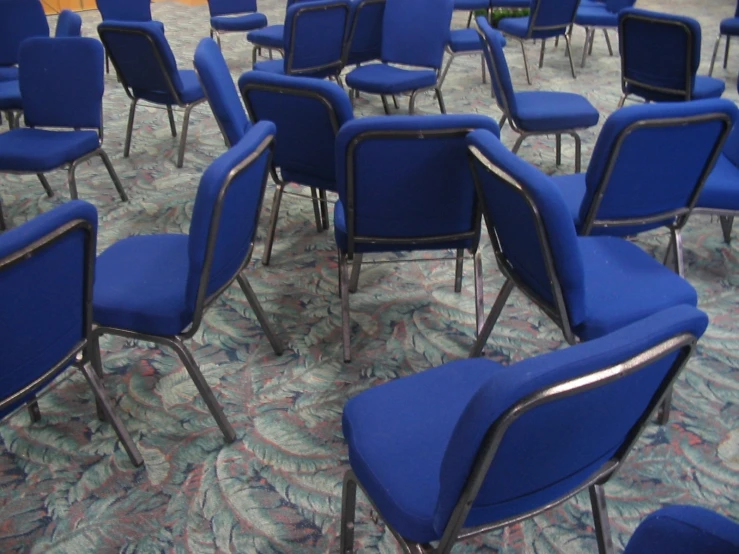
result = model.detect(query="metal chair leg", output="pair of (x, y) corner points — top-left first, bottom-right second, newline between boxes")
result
(435, 87), (446, 114)
(720, 215), (734, 244)
(658, 385), (673, 425)
(589, 484), (615, 554)
(466, 10), (473, 28)
(481, 52), (487, 83)
(724, 35), (731, 69)
(511, 134), (525, 154)
(408, 91), (419, 115)
(709, 34), (722, 76)
(0, 201), (5, 232)
(166, 105), (177, 137)
(473, 249), (484, 337)
(124, 98), (138, 158)
(67, 161), (80, 200)
(570, 132), (582, 173)
(469, 278), (514, 358)
(98, 149), (129, 202)
(348, 253), (362, 293)
(262, 182), (285, 266)
(176, 102), (199, 168)
(392, 95), (399, 109)
(438, 54), (454, 89)
(672, 228), (685, 277)
(37, 173), (53, 198)
(454, 248), (464, 293)
(498, 115), (507, 128)
(564, 33), (577, 79)
(555, 133), (562, 166)
(236, 274), (285, 355)
(581, 28), (592, 68)
(310, 187), (322, 232)
(603, 29), (613, 55)
(319, 189), (329, 230)
(89, 329), (107, 422)
(27, 396), (41, 423)
(340, 470), (358, 554)
(538, 38), (546, 68)
(105, 51), (110, 74)
(381, 95), (391, 115)
(519, 39), (531, 84)
(339, 251), (352, 363)
(617, 94), (627, 108)
(252, 45), (259, 65)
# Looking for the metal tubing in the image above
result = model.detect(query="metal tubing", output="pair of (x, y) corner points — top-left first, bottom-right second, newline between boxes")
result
(339, 252), (351, 362)
(469, 278), (514, 357)
(124, 98), (138, 158)
(348, 253), (362, 293)
(236, 274), (285, 355)
(262, 182), (285, 266)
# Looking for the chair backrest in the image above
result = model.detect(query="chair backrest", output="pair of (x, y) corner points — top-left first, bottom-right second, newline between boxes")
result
(343, 0), (385, 66)
(381, 0), (453, 69)
(604, 0), (636, 14)
(466, 129), (587, 328)
(580, 99), (736, 235)
(283, 0), (350, 76)
(526, 0), (580, 38)
(334, 114), (499, 255)
(98, 21), (184, 102)
(208, 0), (258, 17)
(194, 37), (250, 147)
(55, 10), (83, 38)
(20, 37), (104, 131)
(239, 71), (354, 190)
(0, 0), (49, 66)
(185, 121), (275, 322)
(618, 8), (701, 101)
(0, 201), (97, 419)
(477, 16), (517, 118)
(97, 0), (153, 21)
(432, 305), (708, 549)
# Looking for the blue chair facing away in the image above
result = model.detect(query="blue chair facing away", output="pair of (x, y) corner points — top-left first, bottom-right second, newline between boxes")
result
(98, 21), (206, 168)
(709, 0), (739, 76)
(0, 0), (49, 83)
(97, 0), (155, 74)
(478, 16), (599, 173)
(340, 305), (709, 554)
(574, 0), (636, 68)
(334, 114), (500, 362)
(91, 122), (284, 444)
(438, 22), (507, 89)
(343, 0), (385, 67)
(552, 99), (736, 277)
(0, 201), (143, 467)
(618, 8), (725, 106)
(239, 71), (354, 266)
(208, 0), (268, 50)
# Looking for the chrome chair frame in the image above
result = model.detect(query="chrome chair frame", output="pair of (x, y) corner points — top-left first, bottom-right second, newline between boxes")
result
(340, 328), (699, 554)
(577, 25), (614, 68)
(349, 72), (447, 115)
(93, 133), (284, 444)
(0, 216), (143, 467)
(692, 209), (735, 244)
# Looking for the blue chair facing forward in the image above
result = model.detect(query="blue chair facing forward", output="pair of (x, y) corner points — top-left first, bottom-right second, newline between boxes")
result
(246, 0), (307, 65)
(207, 0), (268, 50)
(709, 0), (739, 76)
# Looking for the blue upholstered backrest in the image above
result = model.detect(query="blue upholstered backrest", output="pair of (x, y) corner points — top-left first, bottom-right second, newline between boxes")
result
(466, 130), (587, 326)
(345, 0), (385, 65)
(604, 0), (636, 13)
(528, 0), (580, 36)
(98, 21), (183, 98)
(0, 201), (97, 419)
(582, 99), (736, 232)
(20, 37), (104, 129)
(283, 0), (350, 74)
(239, 71), (354, 190)
(381, 0), (453, 68)
(435, 305), (709, 535)
(0, 0), (49, 66)
(55, 10), (82, 38)
(186, 122), (275, 309)
(335, 115), (499, 247)
(97, 0), (153, 21)
(195, 38), (250, 147)
(208, 0), (258, 17)
(478, 17), (517, 116)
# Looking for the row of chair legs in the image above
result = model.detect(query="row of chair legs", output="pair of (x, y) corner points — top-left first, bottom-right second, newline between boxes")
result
(501, 115), (584, 173)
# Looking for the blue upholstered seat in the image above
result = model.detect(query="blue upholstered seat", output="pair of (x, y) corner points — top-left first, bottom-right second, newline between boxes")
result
(575, 5), (617, 26)
(720, 17), (739, 34)
(496, 16), (530, 36)
(574, 0), (635, 67)
(453, 0), (487, 10)
(0, 80), (21, 111)
(247, 24), (284, 48)
(0, 129), (100, 172)
(448, 28), (483, 52)
(0, 67), (18, 82)
(709, 0), (739, 75)
(345, 64), (437, 93)
(134, 69), (205, 105)
(211, 13), (267, 31)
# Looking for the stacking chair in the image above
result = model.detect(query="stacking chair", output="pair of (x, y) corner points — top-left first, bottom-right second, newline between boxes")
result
(551, 99), (736, 277)
(194, 37), (251, 147)
(0, 38), (127, 227)
(239, 71), (354, 265)
(343, 0), (385, 67)
(344, 0), (454, 115)
(92, 122), (284, 444)
(0, 201), (143, 467)
(98, 21), (207, 168)
(618, 9), (725, 107)
(97, 0), (156, 74)
(340, 305), (708, 554)
(208, 0), (268, 50)
(0, 0), (49, 83)
(438, 26), (507, 89)
(478, 17), (598, 172)
(574, 0), (636, 68)
(709, 0), (739, 76)
(497, 0), (579, 84)
(334, 115), (499, 362)
(247, 0), (305, 64)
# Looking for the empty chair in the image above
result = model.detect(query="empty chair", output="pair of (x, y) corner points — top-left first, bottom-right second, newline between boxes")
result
(247, 0), (305, 64)
(97, 0), (156, 73)
(55, 9), (83, 38)
(340, 304), (708, 554)
(497, 0), (579, 84)
(98, 21), (207, 168)
(709, 0), (739, 76)
(345, 0), (454, 114)
(343, 0), (385, 67)
(618, 8), (725, 106)
(551, 99), (736, 276)
(92, 122), (284, 444)
(334, 114), (500, 362)
(0, 38), (127, 227)
(438, 25), (507, 88)
(208, 0), (268, 50)
(0, 201), (143, 467)
(0, 0), (49, 82)
(239, 71), (354, 265)
(478, 16), (599, 172)
(574, 0), (636, 68)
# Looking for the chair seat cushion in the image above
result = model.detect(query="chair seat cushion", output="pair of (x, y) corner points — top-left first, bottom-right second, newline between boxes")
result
(0, 80), (21, 111)
(448, 28), (496, 52)
(211, 13), (267, 32)
(253, 59), (284, 74)
(0, 66), (18, 82)
(575, 6), (618, 27)
(343, 358), (504, 544)
(133, 69), (205, 105)
(575, 236), (698, 341)
(692, 76), (726, 100)
(94, 234), (193, 336)
(0, 129), (99, 172)
(453, 0), (488, 10)
(247, 24), (284, 48)
(499, 15), (565, 39)
(513, 91), (599, 132)
(345, 63), (437, 94)
(697, 154), (739, 211)
(720, 17), (739, 35)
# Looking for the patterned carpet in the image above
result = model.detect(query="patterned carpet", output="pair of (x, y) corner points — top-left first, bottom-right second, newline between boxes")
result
(0, 0), (738, 552)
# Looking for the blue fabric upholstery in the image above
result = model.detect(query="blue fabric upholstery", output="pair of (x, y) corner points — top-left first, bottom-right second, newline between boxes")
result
(0, 80), (21, 111)
(194, 38), (250, 146)
(698, 125), (739, 211)
(345, 64), (437, 93)
(0, 0), (49, 66)
(575, 0), (636, 27)
(498, 0), (580, 39)
(252, 59), (285, 73)
(0, 129), (99, 172)
(692, 76), (727, 99)
(449, 28), (483, 52)
(208, 0), (258, 17)
(624, 506), (739, 554)
(720, 17), (739, 35)
(0, 200), (97, 419)
(211, 13), (268, 31)
(344, 306), (708, 544)
(381, 0), (453, 69)
(0, 67), (18, 82)
(454, 0), (488, 9)
(55, 10), (83, 38)
(97, 0), (153, 21)
(247, 24), (285, 49)
(344, 0), (385, 66)
(490, 0), (528, 6)
(94, 122), (275, 336)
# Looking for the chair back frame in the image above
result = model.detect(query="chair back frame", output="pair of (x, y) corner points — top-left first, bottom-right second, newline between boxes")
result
(284, 0), (350, 76)
(477, 24), (515, 125)
(524, 0), (580, 38)
(341, 0), (386, 66)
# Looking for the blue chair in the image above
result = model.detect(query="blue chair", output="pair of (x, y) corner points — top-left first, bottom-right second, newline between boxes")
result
(208, 0), (268, 50)
(618, 9), (725, 107)
(194, 37), (251, 148)
(97, 0), (155, 74)
(345, 0), (454, 115)
(92, 122), (284, 444)
(98, 21), (206, 168)
(344, 0), (385, 66)
(246, 0), (306, 65)
(709, 0), (739, 76)
(454, 0), (489, 29)
(497, 0), (579, 84)
(253, 0), (350, 83)
(438, 25), (507, 89)
(0, 0), (49, 83)
(551, 99), (736, 277)
(340, 305), (708, 554)
(0, 201), (143, 467)
(239, 71), (354, 265)
(0, 38), (127, 227)
(334, 114), (499, 362)
(624, 505), (739, 554)
(574, 0), (636, 68)
(55, 9), (83, 38)
(478, 16), (598, 173)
